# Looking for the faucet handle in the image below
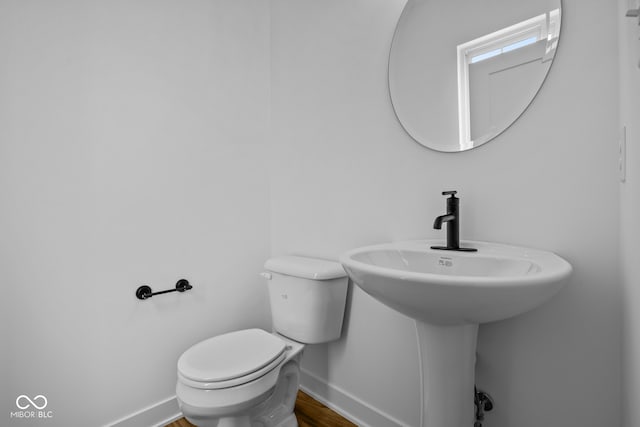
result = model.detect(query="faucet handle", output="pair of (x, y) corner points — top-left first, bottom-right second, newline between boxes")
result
(442, 190), (457, 197)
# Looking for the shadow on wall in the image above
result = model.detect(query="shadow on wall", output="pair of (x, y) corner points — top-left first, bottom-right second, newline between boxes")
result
(300, 279), (356, 382)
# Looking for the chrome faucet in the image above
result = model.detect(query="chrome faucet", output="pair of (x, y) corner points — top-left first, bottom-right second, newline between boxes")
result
(431, 191), (477, 252)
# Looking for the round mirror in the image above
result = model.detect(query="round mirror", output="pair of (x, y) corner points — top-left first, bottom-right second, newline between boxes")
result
(389, 0), (562, 152)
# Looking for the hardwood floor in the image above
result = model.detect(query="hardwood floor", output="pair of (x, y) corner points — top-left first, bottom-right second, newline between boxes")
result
(294, 391), (357, 427)
(165, 391), (357, 427)
(166, 418), (195, 427)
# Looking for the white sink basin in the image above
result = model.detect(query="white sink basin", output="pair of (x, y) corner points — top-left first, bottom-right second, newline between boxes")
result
(341, 239), (572, 427)
(340, 239), (572, 325)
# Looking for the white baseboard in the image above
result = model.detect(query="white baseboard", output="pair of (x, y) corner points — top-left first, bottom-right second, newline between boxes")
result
(299, 368), (407, 427)
(106, 395), (182, 427)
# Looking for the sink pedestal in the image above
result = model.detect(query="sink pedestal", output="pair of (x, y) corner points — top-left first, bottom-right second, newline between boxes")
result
(415, 321), (478, 427)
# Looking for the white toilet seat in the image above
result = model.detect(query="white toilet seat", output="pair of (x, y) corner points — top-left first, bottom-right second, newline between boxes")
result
(177, 362), (283, 417)
(177, 350), (286, 390)
(178, 329), (287, 386)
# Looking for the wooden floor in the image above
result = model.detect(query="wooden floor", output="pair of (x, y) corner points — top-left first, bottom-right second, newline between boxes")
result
(293, 391), (357, 427)
(165, 391), (357, 427)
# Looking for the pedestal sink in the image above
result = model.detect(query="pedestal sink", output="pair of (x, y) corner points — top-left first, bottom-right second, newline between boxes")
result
(340, 240), (572, 427)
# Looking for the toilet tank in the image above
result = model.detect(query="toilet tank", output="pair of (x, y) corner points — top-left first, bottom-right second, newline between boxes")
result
(262, 256), (348, 344)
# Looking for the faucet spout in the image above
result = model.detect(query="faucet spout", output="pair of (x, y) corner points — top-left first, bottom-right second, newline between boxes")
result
(433, 214), (455, 229)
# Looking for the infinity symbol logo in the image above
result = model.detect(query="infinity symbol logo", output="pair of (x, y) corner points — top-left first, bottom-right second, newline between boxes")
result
(16, 395), (48, 410)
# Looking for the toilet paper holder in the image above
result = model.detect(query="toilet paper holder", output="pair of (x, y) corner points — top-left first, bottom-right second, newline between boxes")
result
(136, 279), (192, 300)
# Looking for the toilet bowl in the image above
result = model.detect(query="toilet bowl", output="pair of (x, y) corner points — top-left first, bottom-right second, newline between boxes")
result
(177, 329), (304, 427)
(176, 256), (348, 427)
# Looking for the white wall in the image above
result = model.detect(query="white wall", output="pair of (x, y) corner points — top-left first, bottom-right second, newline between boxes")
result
(619, 0), (640, 425)
(0, 1), (271, 426)
(0, 1), (625, 426)
(270, 0), (621, 426)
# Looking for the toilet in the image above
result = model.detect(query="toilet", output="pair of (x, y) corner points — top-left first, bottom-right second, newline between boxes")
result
(176, 256), (349, 427)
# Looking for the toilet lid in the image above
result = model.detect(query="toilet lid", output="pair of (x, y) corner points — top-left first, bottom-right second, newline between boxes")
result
(178, 329), (286, 383)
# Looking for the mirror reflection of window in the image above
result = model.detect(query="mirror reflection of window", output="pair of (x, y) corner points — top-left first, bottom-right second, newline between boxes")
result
(470, 36), (538, 64)
(456, 10), (561, 150)
(388, 0), (562, 152)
